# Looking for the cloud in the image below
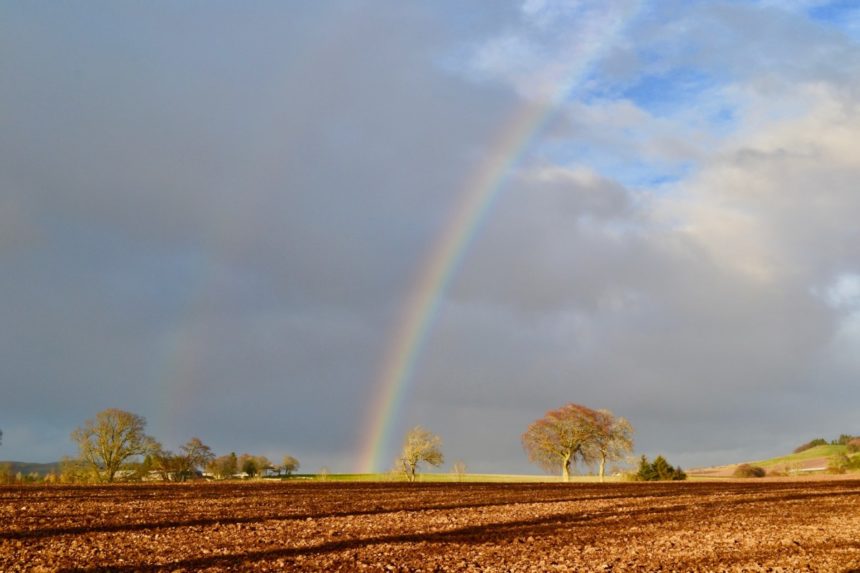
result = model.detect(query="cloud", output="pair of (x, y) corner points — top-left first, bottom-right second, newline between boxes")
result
(821, 274), (860, 309)
(662, 81), (860, 284)
(0, 1), (518, 465)
(2, 0), (860, 474)
(409, 42), (860, 469)
(466, 0), (642, 101)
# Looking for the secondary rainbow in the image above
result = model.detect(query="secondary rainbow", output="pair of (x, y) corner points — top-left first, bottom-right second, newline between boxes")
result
(358, 3), (642, 473)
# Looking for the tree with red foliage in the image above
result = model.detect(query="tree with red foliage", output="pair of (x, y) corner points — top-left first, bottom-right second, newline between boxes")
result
(591, 409), (634, 481)
(522, 403), (598, 482)
(523, 404), (634, 482)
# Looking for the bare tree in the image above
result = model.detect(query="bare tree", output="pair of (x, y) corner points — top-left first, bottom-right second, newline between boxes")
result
(281, 455), (300, 476)
(452, 460), (467, 482)
(590, 410), (634, 481)
(398, 426), (444, 482)
(522, 403), (600, 482)
(179, 437), (215, 480)
(70, 408), (155, 482)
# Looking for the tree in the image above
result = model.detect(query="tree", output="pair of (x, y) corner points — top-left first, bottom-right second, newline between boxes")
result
(452, 460), (467, 482)
(590, 410), (634, 481)
(178, 437), (215, 480)
(70, 408), (156, 482)
(237, 453), (272, 478)
(522, 403), (600, 482)
(635, 455), (657, 481)
(793, 438), (827, 453)
(148, 447), (181, 482)
(207, 452), (238, 479)
(281, 455), (300, 476)
(0, 463), (13, 484)
(635, 455), (686, 481)
(398, 426), (444, 482)
(255, 455), (273, 476)
(238, 453), (258, 477)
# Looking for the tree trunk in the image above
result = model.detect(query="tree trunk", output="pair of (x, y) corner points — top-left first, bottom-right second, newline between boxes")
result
(599, 454), (606, 482)
(562, 455), (571, 483)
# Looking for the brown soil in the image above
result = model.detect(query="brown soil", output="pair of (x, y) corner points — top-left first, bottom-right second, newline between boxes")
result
(2, 480), (859, 572)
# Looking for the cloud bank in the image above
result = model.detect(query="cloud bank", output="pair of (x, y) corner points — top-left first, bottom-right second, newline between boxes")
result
(1, 0), (859, 472)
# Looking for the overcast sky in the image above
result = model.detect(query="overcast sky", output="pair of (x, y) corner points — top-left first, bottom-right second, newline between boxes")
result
(2, 0), (859, 473)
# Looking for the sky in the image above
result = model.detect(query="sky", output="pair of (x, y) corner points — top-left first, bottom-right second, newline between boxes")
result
(2, 0), (860, 474)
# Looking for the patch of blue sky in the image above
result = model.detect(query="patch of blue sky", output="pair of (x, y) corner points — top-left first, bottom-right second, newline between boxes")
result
(809, 0), (858, 22)
(808, 1), (860, 38)
(575, 58), (738, 128)
(706, 104), (739, 137)
(536, 139), (696, 191)
(638, 163), (696, 188)
(610, 159), (696, 190)
(618, 68), (721, 117)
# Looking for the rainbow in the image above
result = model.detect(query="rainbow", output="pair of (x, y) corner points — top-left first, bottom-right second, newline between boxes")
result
(357, 2), (642, 473)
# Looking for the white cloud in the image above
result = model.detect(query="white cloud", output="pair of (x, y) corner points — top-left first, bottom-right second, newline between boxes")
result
(467, 0), (642, 101)
(826, 274), (860, 308)
(656, 81), (860, 285)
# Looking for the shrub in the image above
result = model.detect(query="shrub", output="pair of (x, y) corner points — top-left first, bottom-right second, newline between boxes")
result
(733, 464), (766, 478)
(0, 464), (14, 485)
(847, 439), (860, 454)
(59, 457), (97, 483)
(793, 438), (827, 454)
(634, 455), (687, 481)
(828, 454), (849, 474)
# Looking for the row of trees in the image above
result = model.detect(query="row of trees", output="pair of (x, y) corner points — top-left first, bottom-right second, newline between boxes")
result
(396, 403), (649, 482)
(68, 409), (299, 483)
(4, 403), (687, 483)
(204, 452), (300, 479)
(794, 434), (860, 454)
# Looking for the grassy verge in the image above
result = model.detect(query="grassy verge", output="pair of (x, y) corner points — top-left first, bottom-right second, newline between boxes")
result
(749, 445), (848, 469)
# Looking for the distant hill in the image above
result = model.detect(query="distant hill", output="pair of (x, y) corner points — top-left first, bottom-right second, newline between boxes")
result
(689, 445), (858, 478)
(0, 461), (62, 477)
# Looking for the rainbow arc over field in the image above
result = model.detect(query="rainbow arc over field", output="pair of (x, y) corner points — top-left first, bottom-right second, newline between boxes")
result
(357, 3), (642, 473)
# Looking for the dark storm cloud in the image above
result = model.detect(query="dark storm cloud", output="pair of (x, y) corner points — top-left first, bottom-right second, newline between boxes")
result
(0, 1), (519, 467)
(2, 0), (859, 474)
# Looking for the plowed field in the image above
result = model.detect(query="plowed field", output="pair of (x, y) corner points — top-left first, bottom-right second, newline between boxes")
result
(2, 480), (859, 572)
